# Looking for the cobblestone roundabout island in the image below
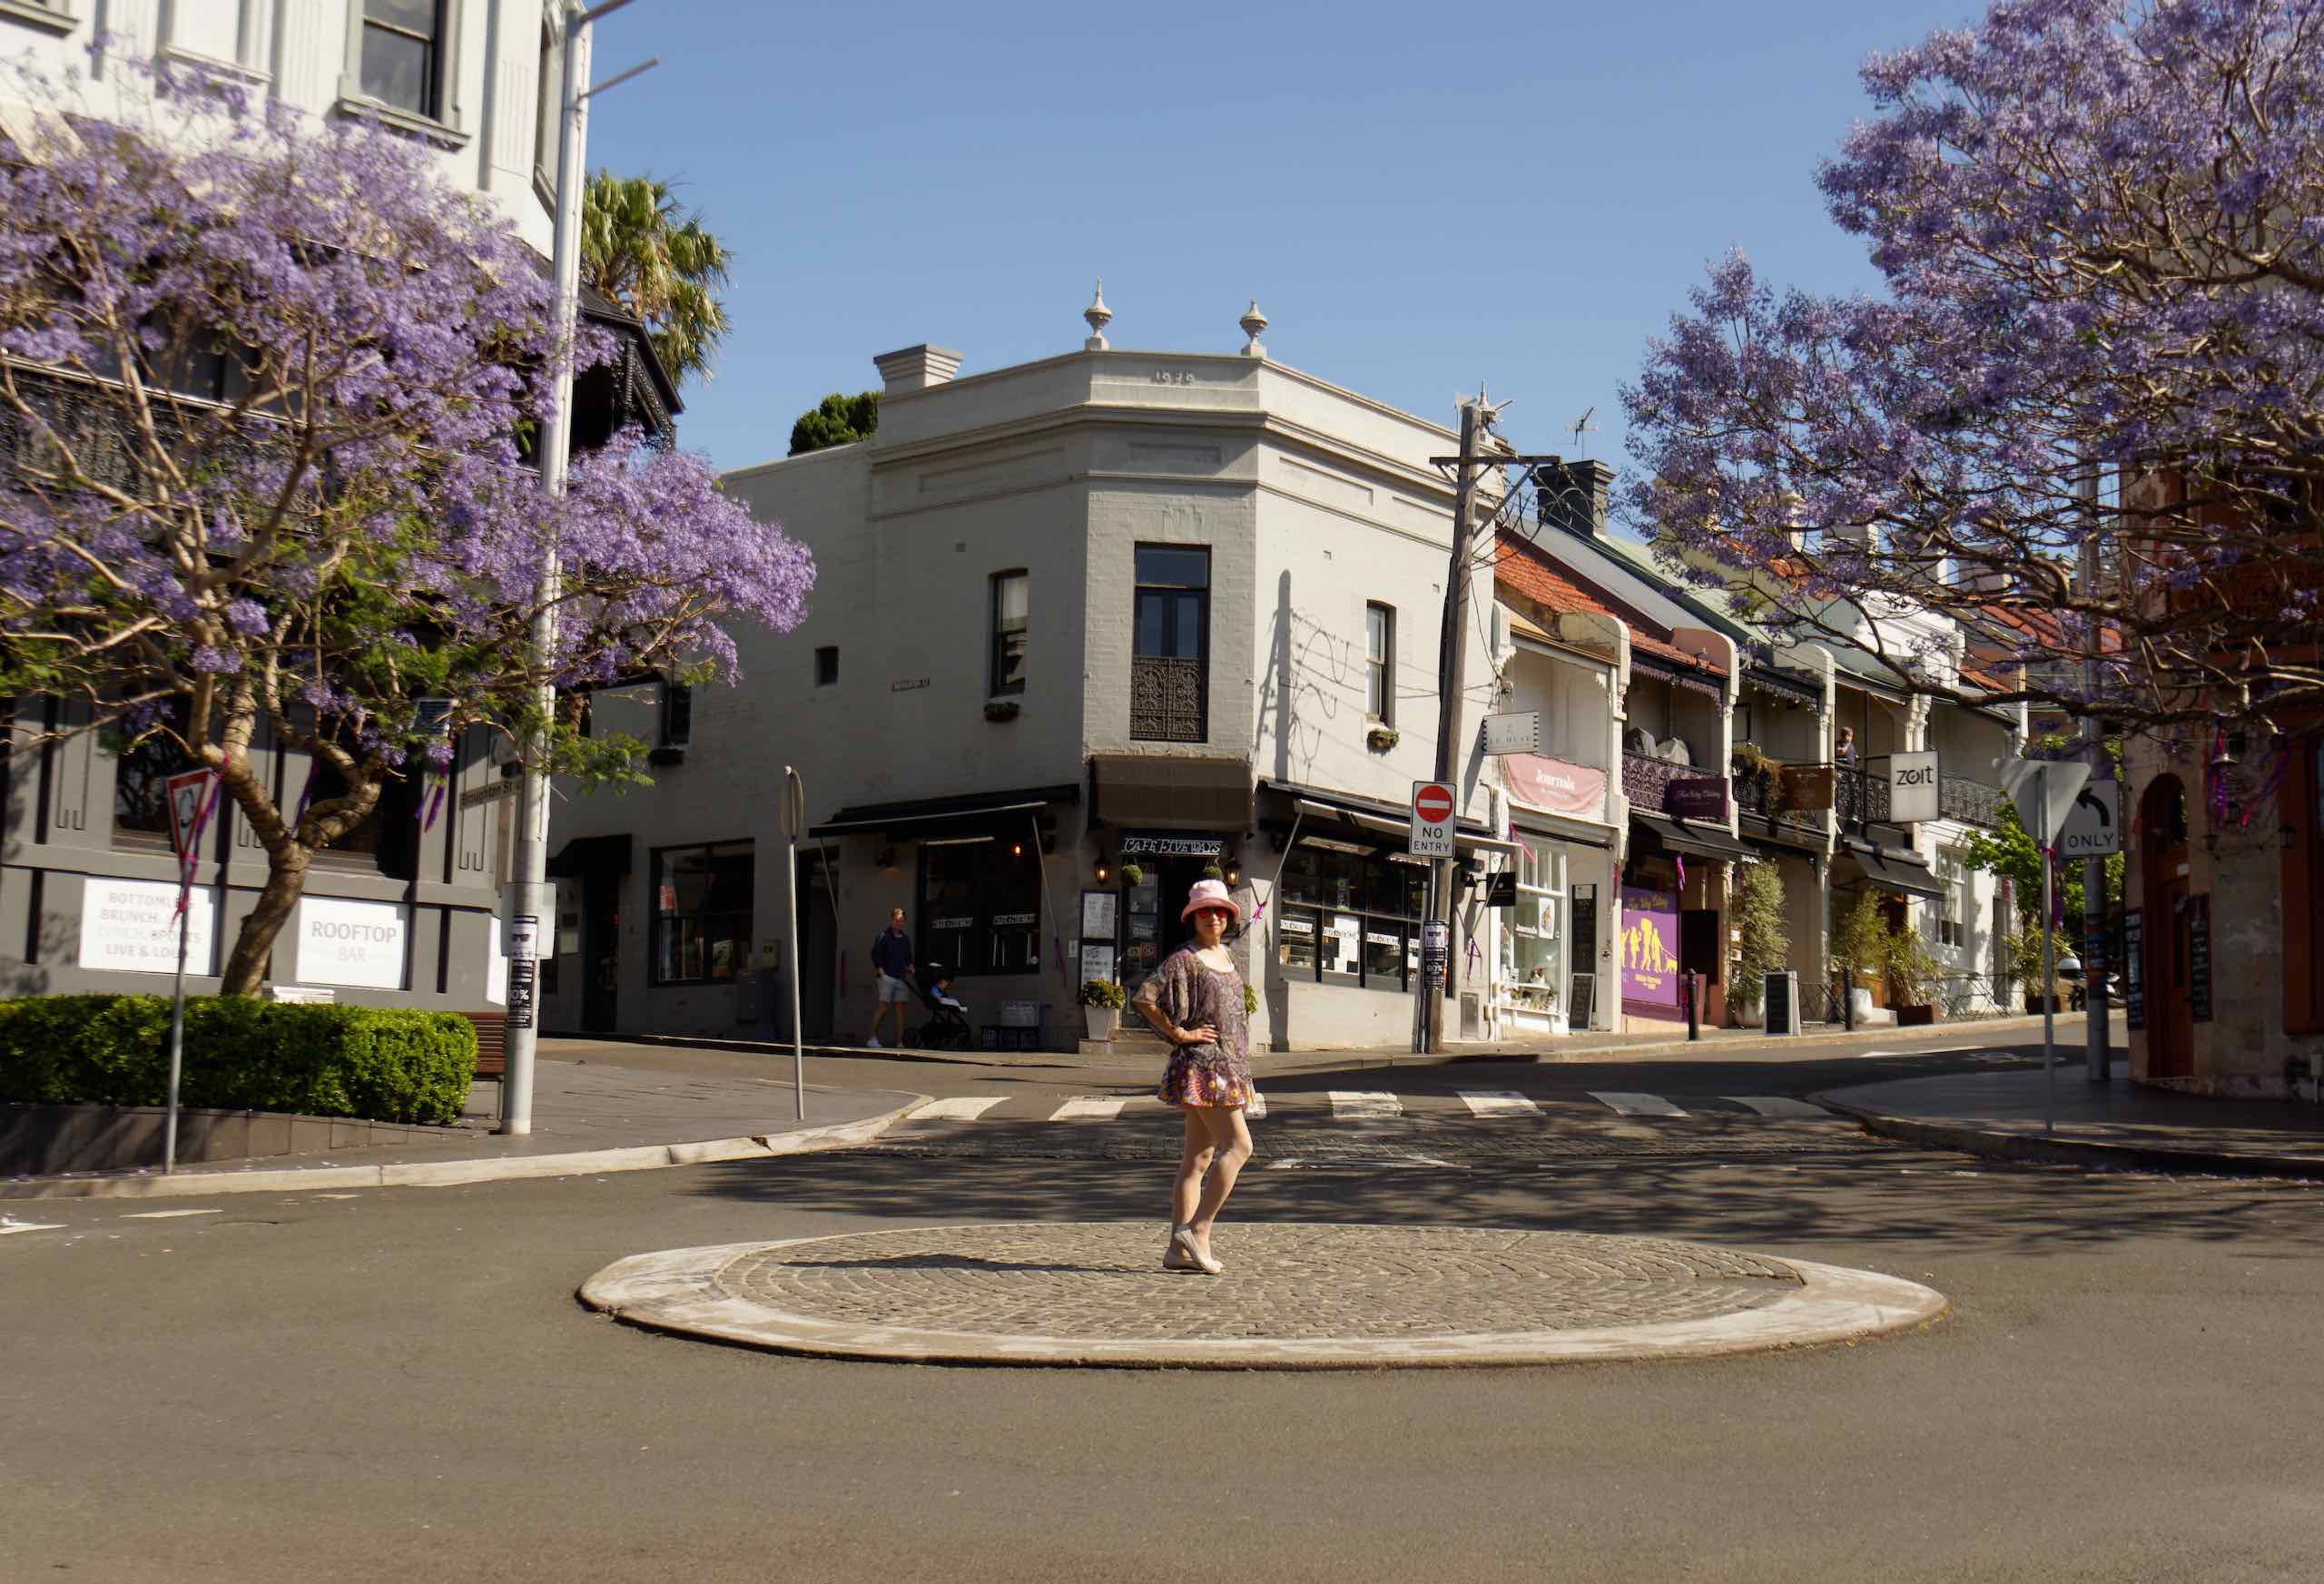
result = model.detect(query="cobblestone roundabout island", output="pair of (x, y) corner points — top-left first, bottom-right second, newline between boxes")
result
(579, 1224), (1947, 1369)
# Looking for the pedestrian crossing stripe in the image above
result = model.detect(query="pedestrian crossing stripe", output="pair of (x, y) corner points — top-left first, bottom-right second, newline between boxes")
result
(1050, 1097), (1128, 1121)
(1, 1217), (66, 1235)
(1588, 1091), (1690, 1117)
(911, 1096), (1007, 1122)
(1327, 1090), (1403, 1118)
(1725, 1096), (1829, 1118)
(1459, 1091), (1543, 1118)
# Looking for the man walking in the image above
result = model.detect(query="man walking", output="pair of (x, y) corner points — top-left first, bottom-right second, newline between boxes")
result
(866, 906), (915, 1049)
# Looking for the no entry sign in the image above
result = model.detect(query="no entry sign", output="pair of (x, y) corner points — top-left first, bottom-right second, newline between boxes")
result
(1410, 781), (1456, 858)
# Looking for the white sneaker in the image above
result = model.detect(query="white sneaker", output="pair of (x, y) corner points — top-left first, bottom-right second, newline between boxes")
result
(866, 1036), (881, 1048)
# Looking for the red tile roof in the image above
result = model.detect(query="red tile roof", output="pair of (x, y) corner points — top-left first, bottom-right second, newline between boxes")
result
(1492, 532), (1728, 675)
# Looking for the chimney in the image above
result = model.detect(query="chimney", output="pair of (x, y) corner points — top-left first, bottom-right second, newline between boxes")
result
(1534, 457), (1614, 539)
(872, 344), (963, 395)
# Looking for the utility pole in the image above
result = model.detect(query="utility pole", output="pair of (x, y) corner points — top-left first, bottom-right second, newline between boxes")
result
(2079, 463), (2109, 1084)
(500, 0), (656, 1134)
(1415, 399), (1484, 1054)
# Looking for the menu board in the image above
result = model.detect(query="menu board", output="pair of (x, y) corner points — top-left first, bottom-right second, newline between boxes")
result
(2121, 908), (2144, 1031)
(2186, 894), (2212, 1024)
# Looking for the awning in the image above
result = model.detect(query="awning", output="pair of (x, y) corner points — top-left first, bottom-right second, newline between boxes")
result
(810, 783), (1079, 841)
(1509, 808), (1615, 850)
(1739, 815), (1826, 856)
(547, 833), (631, 878)
(1840, 837), (1943, 900)
(1089, 753), (1250, 829)
(1260, 778), (1518, 856)
(1630, 811), (1757, 864)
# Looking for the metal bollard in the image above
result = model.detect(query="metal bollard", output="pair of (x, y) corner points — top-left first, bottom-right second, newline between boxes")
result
(1842, 967), (1856, 1033)
(1685, 969), (1701, 1041)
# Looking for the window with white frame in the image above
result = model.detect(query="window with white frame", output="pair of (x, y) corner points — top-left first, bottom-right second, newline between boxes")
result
(1499, 836), (1569, 1008)
(1937, 852), (1967, 949)
(164, 1), (259, 69)
(1364, 603), (1393, 723)
(990, 571), (1028, 696)
(354, 0), (449, 122)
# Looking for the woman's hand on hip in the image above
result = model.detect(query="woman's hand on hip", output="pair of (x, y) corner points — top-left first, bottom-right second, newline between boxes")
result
(1176, 1024), (1219, 1047)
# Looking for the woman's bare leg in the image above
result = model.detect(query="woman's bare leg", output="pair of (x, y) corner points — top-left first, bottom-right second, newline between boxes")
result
(1171, 1107), (1216, 1229)
(1188, 1105), (1254, 1238)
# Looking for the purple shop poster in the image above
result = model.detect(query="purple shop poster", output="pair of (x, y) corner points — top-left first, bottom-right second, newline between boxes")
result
(1620, 886), (1682, 1019)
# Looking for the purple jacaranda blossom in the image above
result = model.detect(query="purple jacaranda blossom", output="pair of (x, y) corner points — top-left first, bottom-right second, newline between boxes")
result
(0, 61), (812, 994)
(1621, 0), (2324, 738)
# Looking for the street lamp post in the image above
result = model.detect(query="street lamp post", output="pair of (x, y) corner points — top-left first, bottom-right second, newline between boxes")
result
(500, 0), (656, 1135)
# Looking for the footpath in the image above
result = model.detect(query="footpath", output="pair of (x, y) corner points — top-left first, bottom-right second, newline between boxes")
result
(1820, 1060), (2324, 1179)
(2, 1059), (923, 1201)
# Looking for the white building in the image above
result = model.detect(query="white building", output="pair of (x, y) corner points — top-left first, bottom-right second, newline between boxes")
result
(536, 298), (1535, 1051)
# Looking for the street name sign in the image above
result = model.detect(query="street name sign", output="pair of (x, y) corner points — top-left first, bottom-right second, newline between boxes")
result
(2059, 779), (2121, 858)
(1888, 751), (1940, 823)
(1409, 781), (1456, 859)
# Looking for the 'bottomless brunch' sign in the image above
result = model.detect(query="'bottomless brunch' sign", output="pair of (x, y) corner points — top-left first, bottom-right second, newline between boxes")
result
(293, 896), (410, 989)
(78, 877), (217, 975)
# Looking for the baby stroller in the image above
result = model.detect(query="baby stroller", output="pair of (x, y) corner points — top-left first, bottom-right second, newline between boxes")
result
(911, 962), (976, 1050)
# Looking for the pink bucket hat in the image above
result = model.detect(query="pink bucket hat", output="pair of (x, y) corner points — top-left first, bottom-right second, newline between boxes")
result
(1178, 877), (1242, 924)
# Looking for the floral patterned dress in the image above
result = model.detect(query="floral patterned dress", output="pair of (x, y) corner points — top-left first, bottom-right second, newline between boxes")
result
(1140, 947), (1254, 1109)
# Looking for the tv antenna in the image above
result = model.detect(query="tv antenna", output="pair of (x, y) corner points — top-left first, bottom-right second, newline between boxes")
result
(1569, 405), (1599, 459)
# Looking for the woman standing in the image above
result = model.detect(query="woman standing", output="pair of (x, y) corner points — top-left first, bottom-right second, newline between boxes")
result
(1132, 878), (1254, 1275)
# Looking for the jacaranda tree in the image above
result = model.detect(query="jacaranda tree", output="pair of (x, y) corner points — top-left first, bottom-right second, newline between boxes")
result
(1623, 0), (2324, 735)
(0, 65), (812, 994)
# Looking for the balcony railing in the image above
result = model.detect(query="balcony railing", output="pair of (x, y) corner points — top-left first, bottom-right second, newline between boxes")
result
(1130, 654), (1207, 743)
(1622, 752), (1715, 815)
(1835, 759), (2004, 828)
(1732, 765), (1827, 833)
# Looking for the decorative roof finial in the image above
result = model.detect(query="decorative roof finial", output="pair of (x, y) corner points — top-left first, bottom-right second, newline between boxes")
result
(1238, 298), (1268, 358)
(1083, 279), (1112, 350)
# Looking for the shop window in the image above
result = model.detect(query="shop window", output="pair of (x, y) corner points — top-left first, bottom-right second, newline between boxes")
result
(302, 743), (418, 878)
(1936, 854), (1967, 949)
(1275, 836), (1423, 994)
(990, 571), (1028, 696)
(1365, 603), (1394, 723)
(815, 645), (839, 687)
(110, 703), (197, 847)
(360, 0), (446, 119)
(659, 682), (692, 748)
(651, 841), (753, 985)
(919, 836), (1041, 977)
(1500, 837), (1568, 1011)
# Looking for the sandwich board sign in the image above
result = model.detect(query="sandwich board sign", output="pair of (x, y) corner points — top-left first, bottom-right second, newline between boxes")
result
(1409, 781), (1456, 859)
(2059, 780), (2121, 859)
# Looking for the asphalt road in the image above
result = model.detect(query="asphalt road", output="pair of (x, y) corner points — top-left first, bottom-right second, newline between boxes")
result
(5, 1031), (2320, 1584)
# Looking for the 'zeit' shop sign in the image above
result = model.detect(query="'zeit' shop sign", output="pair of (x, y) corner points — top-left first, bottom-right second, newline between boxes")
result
(1887, 752), (1940, 823)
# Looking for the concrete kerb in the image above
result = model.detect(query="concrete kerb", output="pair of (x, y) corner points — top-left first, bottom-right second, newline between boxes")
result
(577, 1223), (1951, 1370)
(0, 1096), (930, 1201)
(574, 1013), (2069, 1073)
(1812, 1093), (2324, 1181)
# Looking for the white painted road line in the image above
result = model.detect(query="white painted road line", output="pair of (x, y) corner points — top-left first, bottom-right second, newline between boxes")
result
(1327, 1090), (1403, 1119)
(2, 1216), (67, 1235)
(1725, 1097), (1832, 1118)
(1049, 1097), (1128, 1121)
(1855, 1047), (1987, 1058)
(1589, 1091), (1690, 1117)
(1460, 1091), (1543, 1118)
(912, 1097), (1008, 1122)
(120, 1208), (222, 1219)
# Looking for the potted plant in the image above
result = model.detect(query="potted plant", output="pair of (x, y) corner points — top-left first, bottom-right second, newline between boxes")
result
(1202, 862), (1226, 881)
(1118, 862), (1145, 888)
(2004, 923), (2063, 1012)
(1366, 723), (1400, 753)
(983, 699), (1020, 723)
(1884, 925), (1944, 1026)
(1078, 979), (1126, 1039)
(1831, 891), (1888, 1022)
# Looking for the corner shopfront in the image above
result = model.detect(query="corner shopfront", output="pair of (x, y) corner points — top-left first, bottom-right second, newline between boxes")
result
(1495, 753), (1620, 1038)
(1620, 809), (1755, 1029)
(1252, 780), (1514, 1049)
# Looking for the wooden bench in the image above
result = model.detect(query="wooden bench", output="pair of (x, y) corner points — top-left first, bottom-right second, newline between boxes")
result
(458, 1011), (508, 1081)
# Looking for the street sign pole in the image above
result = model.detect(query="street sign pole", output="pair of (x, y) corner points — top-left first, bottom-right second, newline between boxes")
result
(2037, 764), (2055, 1134)
(783, 766), (806, 1121)
(2079, 501), (2109, 1085)
(161, 768), (216, 1176)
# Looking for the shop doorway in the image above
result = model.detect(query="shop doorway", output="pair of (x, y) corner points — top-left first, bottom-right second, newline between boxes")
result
(2140, 775), (2193, 1078)
(795, 848), (838, 1041)
(1121, 854), (1213, 981)
(580, 867), (620, 1032)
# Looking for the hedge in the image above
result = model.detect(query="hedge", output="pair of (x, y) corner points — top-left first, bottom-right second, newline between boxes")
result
(0, 996), (478, 1125)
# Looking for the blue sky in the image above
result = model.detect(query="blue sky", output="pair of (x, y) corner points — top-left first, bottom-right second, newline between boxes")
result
(586, 0), (1984, 474)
